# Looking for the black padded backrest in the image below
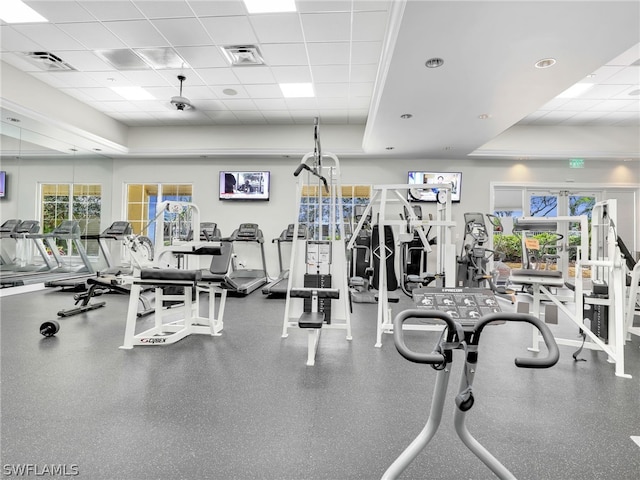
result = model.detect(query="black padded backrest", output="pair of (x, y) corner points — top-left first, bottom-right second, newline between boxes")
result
(209, 241), (233, 274)
(15, 220), (40, 234)
(513, 218), (558, 232)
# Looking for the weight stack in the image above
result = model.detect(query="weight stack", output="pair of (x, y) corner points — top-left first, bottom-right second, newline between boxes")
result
(304, 274), (332, 324)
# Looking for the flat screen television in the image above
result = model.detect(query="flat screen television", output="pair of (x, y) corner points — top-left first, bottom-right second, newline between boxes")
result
(219, 171), (270, 201)
(0, 171), (6, 198)
(407, 171), (462, 202)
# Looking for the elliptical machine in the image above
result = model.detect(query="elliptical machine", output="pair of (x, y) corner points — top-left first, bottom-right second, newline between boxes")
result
(456, 212), (515, 303)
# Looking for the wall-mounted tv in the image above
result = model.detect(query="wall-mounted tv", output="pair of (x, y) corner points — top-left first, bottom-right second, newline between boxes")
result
(407, 171), (462, 202)
(219, 171), (270, 201)
(0, 171), (6, 198)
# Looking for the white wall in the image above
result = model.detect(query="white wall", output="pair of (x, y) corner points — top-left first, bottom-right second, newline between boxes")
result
(2, 155), (638, 276)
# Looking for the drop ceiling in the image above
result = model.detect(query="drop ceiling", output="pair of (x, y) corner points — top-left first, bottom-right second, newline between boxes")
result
(0, 0), (639, 161)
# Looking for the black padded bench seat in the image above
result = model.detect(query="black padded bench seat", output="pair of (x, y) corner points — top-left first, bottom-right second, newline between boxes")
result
(140, 268), (202, 282)
(298, 312), (325, 328)
(511, 269), (562, 278)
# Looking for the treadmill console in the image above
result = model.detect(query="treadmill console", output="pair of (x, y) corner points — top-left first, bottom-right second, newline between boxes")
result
(54, 220), (81, 235)
(15, 220), (40, 234)
(104, 221), (132, 236)
(237, 223), (260, 240)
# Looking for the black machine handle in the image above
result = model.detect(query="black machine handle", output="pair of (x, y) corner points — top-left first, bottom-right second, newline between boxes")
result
(393, 309), (459, 365)
(473, 312), (559, 368)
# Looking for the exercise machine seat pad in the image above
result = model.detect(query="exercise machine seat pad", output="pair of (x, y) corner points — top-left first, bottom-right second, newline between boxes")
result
(298, 312), (325, 328)
(511, 268), (562, 278)
(140, 268), (202, 282)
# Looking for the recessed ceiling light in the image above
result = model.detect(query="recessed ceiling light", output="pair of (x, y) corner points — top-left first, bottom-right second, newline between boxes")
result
(111, 86), (155, 100)
(425, 58), (444, 68)
(557, 83), (594, 98)
(478, 114), (491, 120)
(400, 114), (413, 119)
(223, 88), (238, 96)
(535, 58), (556, 69)
(0, 0), (48, 23)
(243, 0), (296, 13)
(279, 83), (314, 98)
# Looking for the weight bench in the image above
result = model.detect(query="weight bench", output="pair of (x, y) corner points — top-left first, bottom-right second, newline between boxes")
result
(120, 267), (226, 349)
(290, 287), (340, 366)
(510, 268), (565, 324)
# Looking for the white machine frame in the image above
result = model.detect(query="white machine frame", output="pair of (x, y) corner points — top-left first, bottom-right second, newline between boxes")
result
(346, 184), (457, 347)
(281, 146), (352, 366)
(511, 207), (631, 378)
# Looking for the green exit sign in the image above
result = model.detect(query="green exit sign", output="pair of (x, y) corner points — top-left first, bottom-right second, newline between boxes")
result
(569, 158), (585, 168)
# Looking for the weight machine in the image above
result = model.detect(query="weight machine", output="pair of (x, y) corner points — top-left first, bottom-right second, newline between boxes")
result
(347, 184), (457, 348)
(281, 118), (351, 365)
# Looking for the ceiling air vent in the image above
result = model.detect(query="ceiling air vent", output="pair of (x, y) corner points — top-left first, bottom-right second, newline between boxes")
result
(23, 52), (75, 71)
(221, 45), (265, 66)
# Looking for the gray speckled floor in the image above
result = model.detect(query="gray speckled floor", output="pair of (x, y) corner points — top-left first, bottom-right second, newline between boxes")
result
(1, 286), (639, 480)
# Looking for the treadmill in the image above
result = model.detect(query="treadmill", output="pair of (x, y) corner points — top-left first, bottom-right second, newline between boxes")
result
(262, 224), (308, 297)
(0, 219), (22, 267)
(221, 223), (268, 295)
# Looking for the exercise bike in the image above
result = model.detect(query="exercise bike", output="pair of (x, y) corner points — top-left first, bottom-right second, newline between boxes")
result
(382, 308), (559, 479)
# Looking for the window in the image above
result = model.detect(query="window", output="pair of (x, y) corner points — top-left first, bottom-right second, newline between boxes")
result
(298, 184), (371, 239)
(125, 183), (193, 245)
(40, 183), (102, 255)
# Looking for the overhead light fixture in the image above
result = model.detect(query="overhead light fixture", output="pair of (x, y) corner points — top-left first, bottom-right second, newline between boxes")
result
(535, 58), (556, 69)
(400, 114), (413, 119)
(170, 75), (193, 110)
(557, 83), (594, 98)
(425, 58), (444, 68)
(111, 86), (155, 101)
(280, 83), (314, 98)
(478, 114), (491, 119)
(135, 48), (187, 69)
(0, 0), (47, 23)
(243, 0), (296, 13)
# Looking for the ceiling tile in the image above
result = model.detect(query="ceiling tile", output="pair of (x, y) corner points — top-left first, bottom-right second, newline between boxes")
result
(231, 66), (276, 84)
(0, 26), (44, 52)
(301, 12), (351, 43)
(156, 69), (205, 86)
(150, 18), (212, 46)
(210, 84), (250, 99)
(351, 41), (382, 64)
(312, 65), (349, 83)
(121, 69), (170, 86)
(260, 43), (308, 66)
(58, 22), (128, 49)
(297, 1), (352, 14)
(307, 42), (350, 65)
(200, 16), (258, 45)
(249, 13), (304, 43)
(348, 82), (373, 97)
(582, 84), (630, 100)
(133, 0), (195, 19)
(46, 71), (102, 87)
(315, 83), (349, 97)
(234, 111), (267, 124)
(175, 46), (227, 68)
(350, 63), (377, 82)
(352, 11), (389, 42)
(588, 99), (638, 112)
(244, 84), (283, 99)
(193, 99), (226, 111)
(603, 66), (640, 85)
(79, 1), (145, 21)
(86, 71), (134, 87)
(53, 50), (114, 71)
(285, 98), (319, 110)
(220, 98), (258, 110)
(11, 24), (86, 51)
(73, 87), (125, 101)
(252, 98), (288, 110)
(195, 67), (240, 85)
(25, 1), (97, 23)
(103, 20), (169, 48)
(188, 1), (246, 17)
(270, 65), (312, 83)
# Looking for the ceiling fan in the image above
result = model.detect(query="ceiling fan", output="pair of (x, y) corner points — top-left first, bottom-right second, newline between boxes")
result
(170, 75), (193, 111)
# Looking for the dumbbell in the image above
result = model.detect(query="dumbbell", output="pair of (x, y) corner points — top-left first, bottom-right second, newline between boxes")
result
(40, 320), (60, 337)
